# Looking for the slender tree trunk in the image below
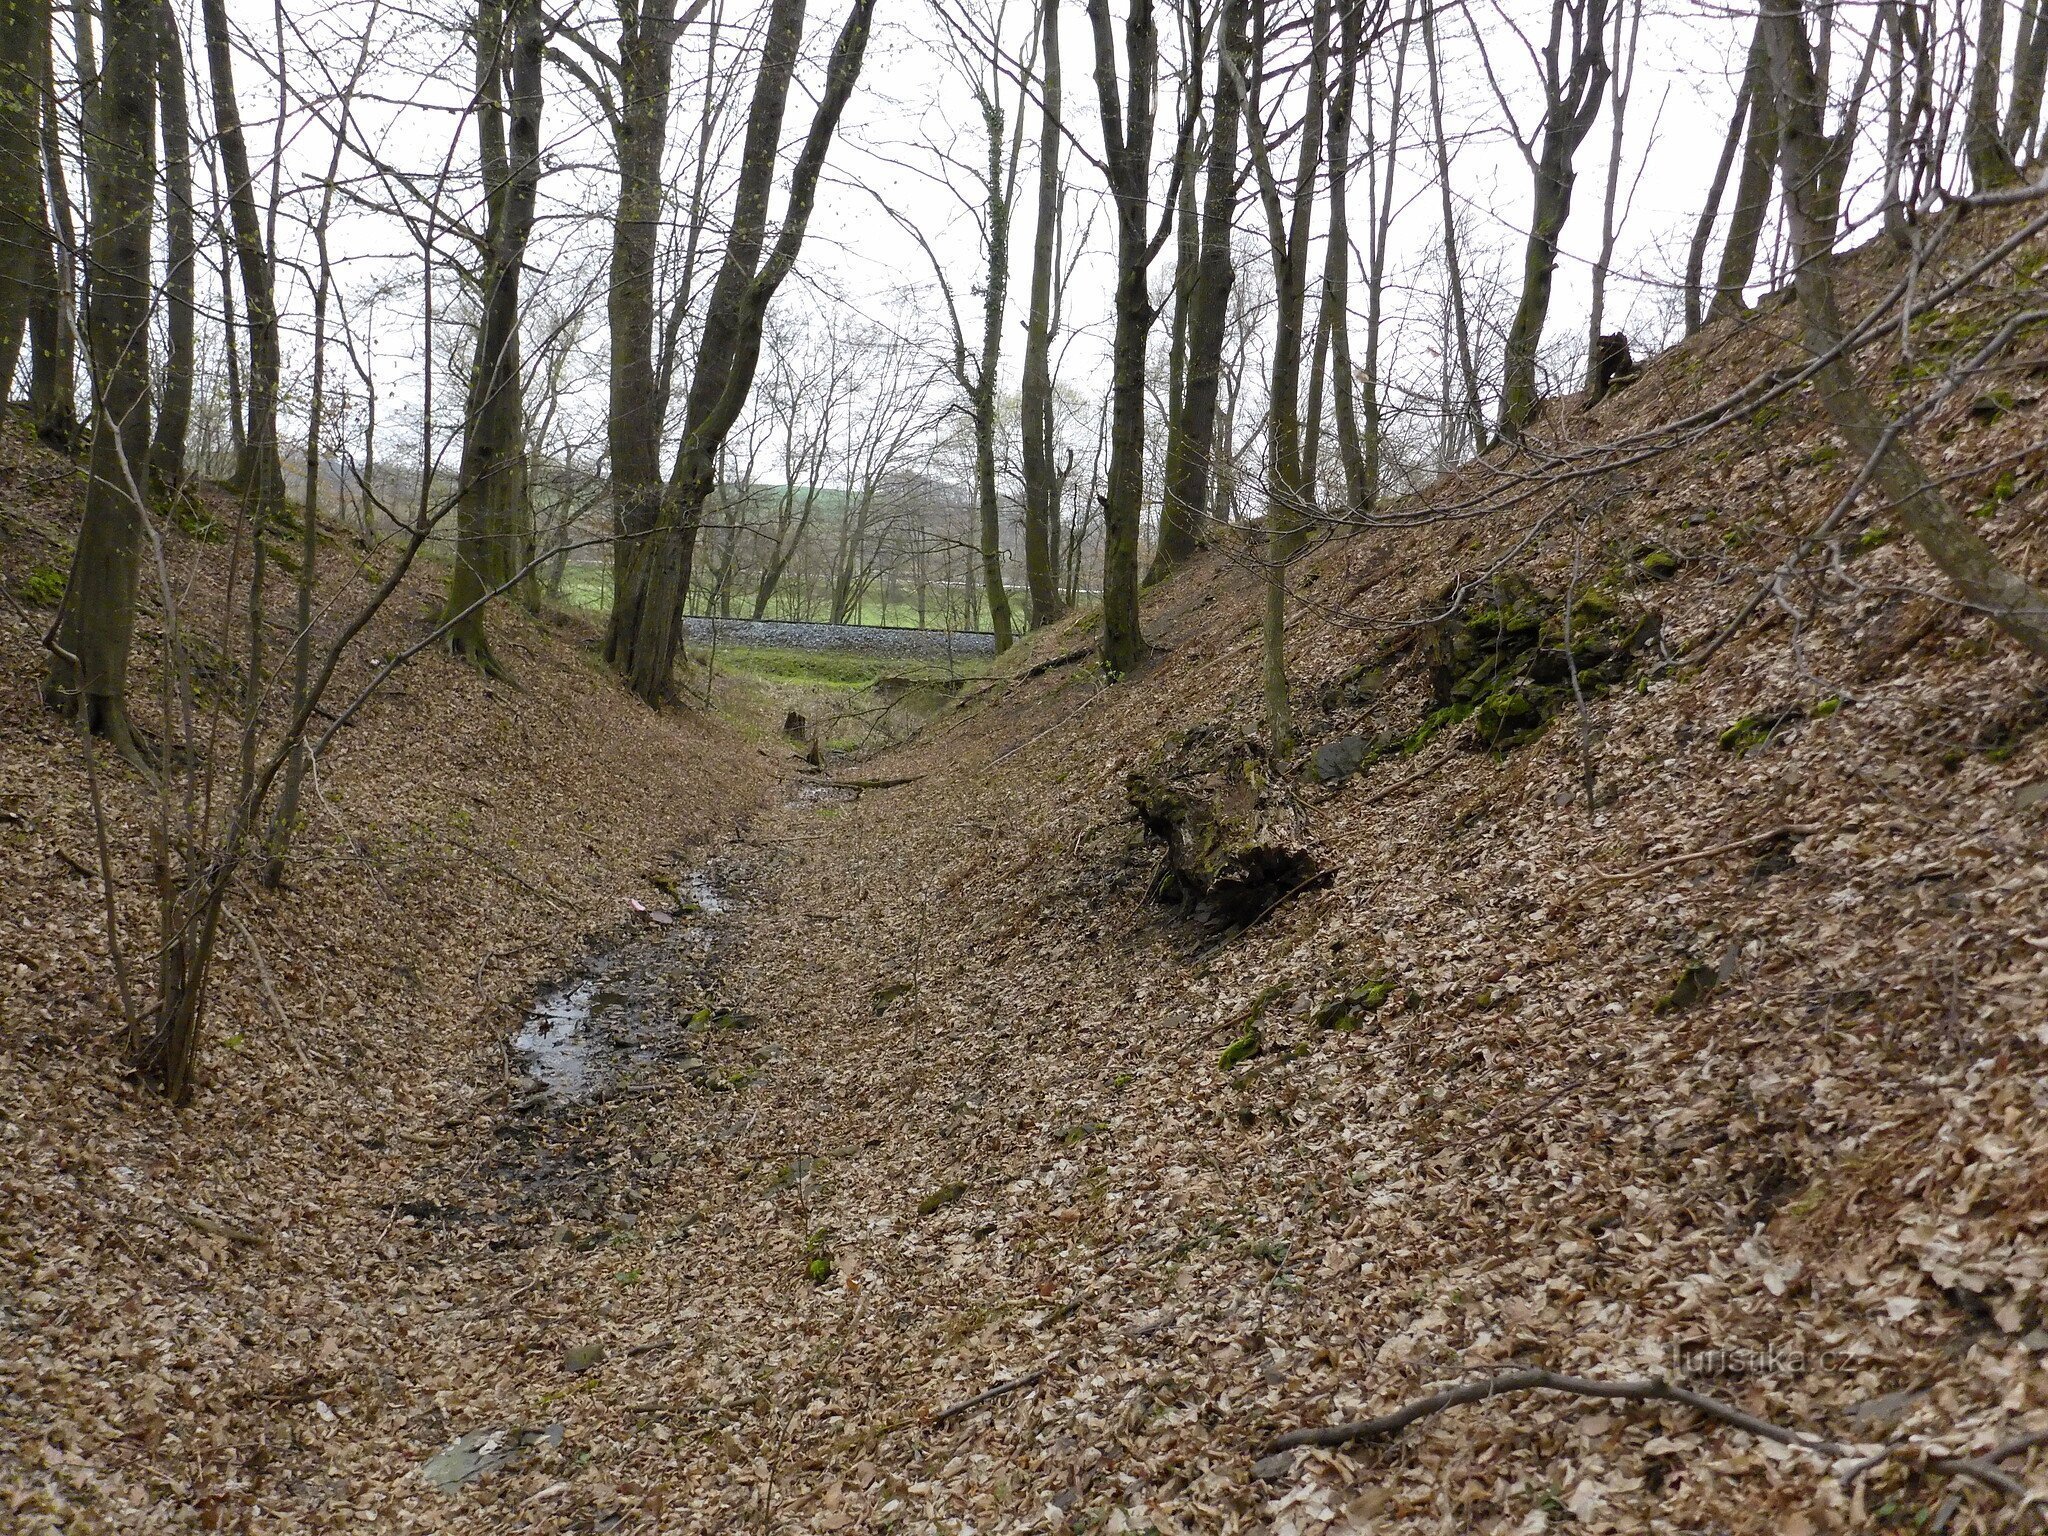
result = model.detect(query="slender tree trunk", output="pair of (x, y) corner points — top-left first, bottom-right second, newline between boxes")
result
(1684, 65), (1748, 334)
(1420, 0), (1481, 455)
(1762, 1), (2048, 661)
(1583, 0), (1637, 400)
(1247, 0), (1329, 752)
(200, 0), (283, 519)
(148, 0), (193, 499)
(32, 25), (78, 450)
(2010, 0), (2047, 159)
(1145, 0), (1239, 587)
(1497, 0), (1610, 439)
(1360, 0), (1411, 502)
(1019, 0), (1065, 624)
(1148, 29), (1203, 583)
(48, 0), (154, 757)
(1084, 0), (1166, 675)
(1709, 21), (1776, 323)
(972, 86), (1018, 652)
(0, 0), (45, 395)
(1324, 0), (1369, 511)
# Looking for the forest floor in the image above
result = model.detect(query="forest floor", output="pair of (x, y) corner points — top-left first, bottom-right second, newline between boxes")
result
(7, 206), (2048, 1534)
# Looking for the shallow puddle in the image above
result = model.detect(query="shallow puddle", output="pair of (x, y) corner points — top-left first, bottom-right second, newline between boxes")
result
(510, 864), (735, 1105)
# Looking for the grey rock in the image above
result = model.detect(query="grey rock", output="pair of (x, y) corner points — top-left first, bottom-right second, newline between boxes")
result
(1251, 1450), (1296, 1482)
(421, 1424), (564, 1492)
(1310, 735), (1372, 785)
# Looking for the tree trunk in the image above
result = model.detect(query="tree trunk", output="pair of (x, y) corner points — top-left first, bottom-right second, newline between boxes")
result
(1085, 0), (1165, 676)
(1497, 0), (1610, 439)
(972, 89), (1017, 652)
(148, 0), (194, 499)
(1761, 2), (2048, 661)
(48, 0), (154, 757)
(1246, 0), (1329, 753)
(1583, 0), (1637, 399)
(608, 0), (679, 602)
(1420, 0), (1482, 456)
(442, 0), (544, 673)
(1967, 0), (2018, 190)
(1709, 21), (1776, 323)
(0, 0), (45, 396)
(199, 0), (283, 518)
(30, 19), (77, 450)
(1019, 0), (1065, 625)
(1359, 0), (1411, 503)
(1324, 0), (1369, 510)
(2009, 0), (2047, 159)
(1684, 62), (1749, 334)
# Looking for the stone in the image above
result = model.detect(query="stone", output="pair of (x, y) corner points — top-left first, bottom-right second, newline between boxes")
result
(1309, 734), (1373, 784)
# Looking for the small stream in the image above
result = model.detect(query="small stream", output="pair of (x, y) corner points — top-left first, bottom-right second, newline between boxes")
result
(511, 870), (732, 1105)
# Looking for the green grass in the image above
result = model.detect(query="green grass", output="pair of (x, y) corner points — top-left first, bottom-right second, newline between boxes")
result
(554, 563), (613, 614)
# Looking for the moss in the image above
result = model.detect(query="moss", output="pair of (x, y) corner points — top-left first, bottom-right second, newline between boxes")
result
(1219, 1026), (1262, 1069)
(1634, 546), (1682, 581)
(1570, 588), (1621, 626)
(1968, 389), (2018, 422)
(1718, 706), (1804, 754)
(916, 1182), (967, 1217)
(1468, 685), (1552, 751)
(19, 563), (66, 606)
(1811, 695), (1841, 718)
(1849, 523), (1898, 557)
(1314, 975), (1396, 1031)
(1654, 962), (1719, 1015)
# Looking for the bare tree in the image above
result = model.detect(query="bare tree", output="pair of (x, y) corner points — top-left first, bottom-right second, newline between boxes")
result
(1582, 0), (1638, 399)
(1240, 0), (1331, 751)
(1709, 17), (1777, 323)
(146, 0), (194, 499)
(1085, 0), (1185, 674)
(442, 0), (545, 673)
(1018, 0), (1068, 624)
(1151, 0), (1249, 580)
(1486, 0), (1610, 438)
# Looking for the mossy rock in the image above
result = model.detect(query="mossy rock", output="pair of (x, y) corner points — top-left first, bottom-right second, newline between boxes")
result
(1632, 545), (1683, 582)
(1219, 1026), (1262, 1069)
(1313, 976), (1396, 1031)
(916, 1182), (967, 1217)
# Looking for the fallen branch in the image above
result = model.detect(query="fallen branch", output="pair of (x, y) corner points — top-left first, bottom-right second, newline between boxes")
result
(929, 1362), (1059, 1426)
(1586, 824), (1821, 886)
(1263, 1370), (2046, 1520)
(824, 775), (925, 791)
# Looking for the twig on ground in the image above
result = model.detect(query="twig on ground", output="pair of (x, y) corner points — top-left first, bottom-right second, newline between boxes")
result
(1264, 1370), (2046, 1520)
(1586, 824), (1822, 886)
(929, 1363), (1058, 1426)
